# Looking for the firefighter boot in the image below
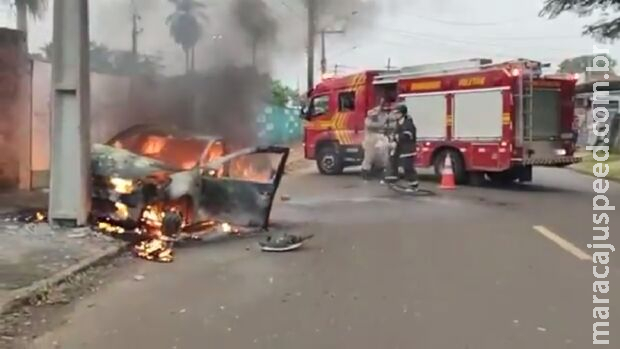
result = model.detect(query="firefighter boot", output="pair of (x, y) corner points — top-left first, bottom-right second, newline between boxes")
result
(361, 169), (370, 181)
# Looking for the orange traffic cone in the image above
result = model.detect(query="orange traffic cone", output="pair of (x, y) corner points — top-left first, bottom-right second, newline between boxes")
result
(439, 156), (456, 190)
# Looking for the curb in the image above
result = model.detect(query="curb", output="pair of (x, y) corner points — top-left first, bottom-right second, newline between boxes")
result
(0, 242), (130, 315)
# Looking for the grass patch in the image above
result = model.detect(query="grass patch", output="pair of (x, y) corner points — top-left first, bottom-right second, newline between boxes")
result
(571, 152), (620, 182)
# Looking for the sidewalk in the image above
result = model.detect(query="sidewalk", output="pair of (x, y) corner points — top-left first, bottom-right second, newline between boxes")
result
(0, 190), (48, 214)
(285, 143), (312, 174)
(0, 191), (127, 315)
(0, 145), (307, 315)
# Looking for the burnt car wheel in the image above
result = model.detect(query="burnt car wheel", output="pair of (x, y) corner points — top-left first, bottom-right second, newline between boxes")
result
(162, 209), (184, 237)
(316, 146), (344, 175)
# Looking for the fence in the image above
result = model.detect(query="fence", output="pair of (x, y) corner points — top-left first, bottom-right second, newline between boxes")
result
(256, 105), (303, 145)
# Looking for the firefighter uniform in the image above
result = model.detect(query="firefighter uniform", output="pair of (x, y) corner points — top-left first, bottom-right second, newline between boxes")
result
(386, 105), (419, 188)
(361, 106), (390, 179)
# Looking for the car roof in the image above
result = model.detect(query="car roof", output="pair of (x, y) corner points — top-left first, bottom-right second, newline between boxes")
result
(106, 124), (223, 146)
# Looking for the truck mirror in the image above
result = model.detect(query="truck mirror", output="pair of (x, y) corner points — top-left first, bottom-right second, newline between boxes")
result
(299, 100), (313, 120)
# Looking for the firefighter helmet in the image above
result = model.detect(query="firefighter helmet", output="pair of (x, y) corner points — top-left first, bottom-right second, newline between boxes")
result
(395, 104), (408, 115)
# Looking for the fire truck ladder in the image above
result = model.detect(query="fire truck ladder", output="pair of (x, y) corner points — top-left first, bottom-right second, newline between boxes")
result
(517, 67), (535, 150)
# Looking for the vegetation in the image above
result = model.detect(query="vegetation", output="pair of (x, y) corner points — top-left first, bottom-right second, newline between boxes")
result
(572, 152), (620, 182)
(38, 42), (164, 77)
(271, 80), (300, 107)
(166, 0), (207, 73)
(540, 0), (620, 41)
(557, 54), (617, 73)
(2, 0), (48, 33)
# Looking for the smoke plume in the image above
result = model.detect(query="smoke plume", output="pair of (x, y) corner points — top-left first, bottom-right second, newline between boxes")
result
(183, 0), (279, 147)
(307, 0), (379, 33)
(103, 0), (383, 147)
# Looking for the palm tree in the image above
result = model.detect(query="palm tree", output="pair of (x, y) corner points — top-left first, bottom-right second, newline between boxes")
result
(3, 0), (48, 34)
(166, 0), (207, 73)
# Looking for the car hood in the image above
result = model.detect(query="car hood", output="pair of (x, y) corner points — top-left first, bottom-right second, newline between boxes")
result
(91, 144), (178, 179)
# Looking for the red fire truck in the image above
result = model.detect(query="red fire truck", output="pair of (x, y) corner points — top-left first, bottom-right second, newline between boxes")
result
(301, 58), (581, 184)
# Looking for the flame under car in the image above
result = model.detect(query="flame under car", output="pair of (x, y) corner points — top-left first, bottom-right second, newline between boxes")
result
(91, 125), (289, 237)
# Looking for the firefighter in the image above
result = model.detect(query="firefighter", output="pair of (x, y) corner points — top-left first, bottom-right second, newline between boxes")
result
(385, 104), (419, 190)
(361, 99), (391, 180)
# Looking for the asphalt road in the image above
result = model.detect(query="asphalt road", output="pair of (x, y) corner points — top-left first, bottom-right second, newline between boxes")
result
(27, 167), (620, 349)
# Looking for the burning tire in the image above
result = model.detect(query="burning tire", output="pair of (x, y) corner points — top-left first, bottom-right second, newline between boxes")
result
(161, 209), (184, 237)
(316, 145), (344, 175)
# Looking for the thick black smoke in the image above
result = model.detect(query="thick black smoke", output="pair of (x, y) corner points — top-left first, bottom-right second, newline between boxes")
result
(184, 0), (279, 147)
(234, 0), (278, 54)
(116, 0), (381, 147)
(306, 0), (379, 33)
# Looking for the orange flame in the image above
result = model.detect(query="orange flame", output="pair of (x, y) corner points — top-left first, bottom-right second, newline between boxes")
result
(229, 156), (273, 182)
(110, 177), (135, 194)
(141, 136), (167, 156)
(34, 211), (46, 223)
(95, 196), (239, 263)
(115, 202), (129, 220)
(97, 221), (126, 234)
(134, 237), (174, 263)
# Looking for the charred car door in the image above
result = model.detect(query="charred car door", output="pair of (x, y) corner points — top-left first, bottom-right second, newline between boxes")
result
(197, 146), (289, 229)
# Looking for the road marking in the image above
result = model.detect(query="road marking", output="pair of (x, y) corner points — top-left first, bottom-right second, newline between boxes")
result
(533, 225), (591, 261)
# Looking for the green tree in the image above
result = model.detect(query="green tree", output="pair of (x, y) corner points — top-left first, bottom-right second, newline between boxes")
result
(166, 0), (207, 73)
(89, 42), (116, 73)
(271, 80), (300, 107)
(540, 0), (620, 41)
(557, 54), (618, 73)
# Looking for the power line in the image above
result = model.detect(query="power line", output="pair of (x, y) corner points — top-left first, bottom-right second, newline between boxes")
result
(277, 0), (304, 18)
(379, 26), (582, 55)
(406, 13), (532, 26)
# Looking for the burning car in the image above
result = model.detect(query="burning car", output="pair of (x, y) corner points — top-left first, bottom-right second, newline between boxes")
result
(90, 125), (289, 261)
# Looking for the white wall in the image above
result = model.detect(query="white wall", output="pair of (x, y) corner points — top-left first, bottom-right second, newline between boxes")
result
(30, 60), (138, 187)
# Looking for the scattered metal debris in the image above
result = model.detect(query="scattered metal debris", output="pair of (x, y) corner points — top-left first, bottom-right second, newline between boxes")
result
(259, 233), (314, 252)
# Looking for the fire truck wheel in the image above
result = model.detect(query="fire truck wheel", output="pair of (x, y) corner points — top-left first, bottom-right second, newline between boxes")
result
(433, 149), (468, 185)
(316, 146), (344, 175)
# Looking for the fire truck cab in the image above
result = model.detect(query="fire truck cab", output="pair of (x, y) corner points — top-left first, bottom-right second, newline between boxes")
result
(301, 58), (581, 184)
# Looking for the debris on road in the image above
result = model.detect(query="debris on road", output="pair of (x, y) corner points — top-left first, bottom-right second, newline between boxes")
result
(1, 128), (291, 263)
(259, 233), (314, 252)
(133, 274), (146, 282)
(537, 326), (547, 332)
(67, 232), (88, 239)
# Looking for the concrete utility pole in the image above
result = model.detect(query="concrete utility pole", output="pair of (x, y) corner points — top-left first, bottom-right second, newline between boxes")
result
(49, 0), (91, 227)
(15, 2), (28, 34)
(131, 8), (142, 66)
(320, 29), (345, 76)
(252, 36), (258, 67)
(306, 0), (316, 91)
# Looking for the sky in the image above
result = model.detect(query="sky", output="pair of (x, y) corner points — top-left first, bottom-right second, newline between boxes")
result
(0, 0), (617, 88)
